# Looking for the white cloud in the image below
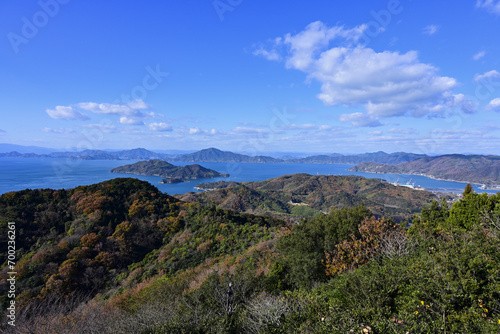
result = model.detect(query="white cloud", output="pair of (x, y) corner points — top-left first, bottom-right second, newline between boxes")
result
(282, 21), (366, 71)
(43, 127), (75, 134)
(46, 106), (89, 120)
(77, 99), (149, 117)
(253, 47), (282, 61)
(474, 70), (500, 83)
(189, 127), (201, 135)
(450, 93), (478, 114)
(119, 116), (144, 126)
(476, 0), (500, 15)
(313, 48), (457, 116)
(473, 50), (486, 60)
(257, 21), (469, 127)
(148, 122), (172, 132)
(423, 25), (439, 35)
(486, 98), (500, 111)
(232, 127), (269, 134)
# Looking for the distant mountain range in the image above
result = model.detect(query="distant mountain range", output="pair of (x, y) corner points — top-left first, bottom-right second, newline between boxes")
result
(170, 148), (283, 163)
(0, 147), (170, 160)
(177, 174), (437, 221)
(287, 151), (427, 164)
(110, 159), (229, 183)
(0, 146), (429, 165)
(349, 154), (500, 186)
(0, 143), (58, 154)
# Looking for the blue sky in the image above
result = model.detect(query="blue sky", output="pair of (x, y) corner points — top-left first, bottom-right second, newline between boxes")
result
(1, 0), (500, 155)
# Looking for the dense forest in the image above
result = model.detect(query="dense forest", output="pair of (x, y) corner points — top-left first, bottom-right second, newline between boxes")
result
(1, 177), (499, 333)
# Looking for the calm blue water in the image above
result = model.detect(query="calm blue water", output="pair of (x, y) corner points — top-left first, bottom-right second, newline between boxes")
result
(0, 157), (497, 195)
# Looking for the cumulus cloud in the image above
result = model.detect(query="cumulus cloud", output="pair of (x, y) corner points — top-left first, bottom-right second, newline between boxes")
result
(46, 106), (89, 120)
(423, 25), (440, 35)
(148, 122), (172, 132)
(486, 98), (500, 111)
(282, 21), (366, 71)
(256, 21), (464, 126)
(474, 70), (500, 83)
(473, 50), (486, 60)
(77, 99), (149, 117)
(476, 0), (500, 15)
(47, 99), (156, 125)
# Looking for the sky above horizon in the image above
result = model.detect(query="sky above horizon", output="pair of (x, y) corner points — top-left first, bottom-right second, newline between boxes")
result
(1, 0), (500, 155)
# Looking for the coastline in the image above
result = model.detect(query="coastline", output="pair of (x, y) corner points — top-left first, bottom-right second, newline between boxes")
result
(359, 169), (500, 191)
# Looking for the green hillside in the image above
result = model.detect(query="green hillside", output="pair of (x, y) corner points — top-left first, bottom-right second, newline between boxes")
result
(183, 174), (437, 221)
(1, 178), (499, 333)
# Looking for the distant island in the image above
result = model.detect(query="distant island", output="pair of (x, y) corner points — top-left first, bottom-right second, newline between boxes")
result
(349, 154), (500, 188)
(0, 146), (428, 165)
(4, 145), (500, 187)
(110, 159), (229, 183)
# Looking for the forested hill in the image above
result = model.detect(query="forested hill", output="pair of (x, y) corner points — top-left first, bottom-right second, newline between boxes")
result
(287, 151), (427, 165)
(110, 159), (229, 182)
(1, 177), (500, 332)
(179, 174), (437, 220)
(0, 178), (283, 329)
(171, 147), (283, 163)
(349, 154), (500, 185)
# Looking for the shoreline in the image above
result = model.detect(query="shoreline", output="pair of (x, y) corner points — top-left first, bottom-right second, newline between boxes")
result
(359, 169), (500, 191)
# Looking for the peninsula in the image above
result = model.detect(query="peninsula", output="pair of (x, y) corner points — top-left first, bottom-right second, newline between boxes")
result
(349, 154), (500, 188)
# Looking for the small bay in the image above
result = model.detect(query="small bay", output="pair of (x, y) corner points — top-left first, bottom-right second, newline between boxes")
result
(0, 157), (497, 195)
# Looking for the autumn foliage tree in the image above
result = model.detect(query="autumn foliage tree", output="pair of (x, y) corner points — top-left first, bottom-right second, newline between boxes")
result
(324, 217), (410, 276)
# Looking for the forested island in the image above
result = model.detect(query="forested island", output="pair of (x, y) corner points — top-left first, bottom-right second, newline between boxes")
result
(1, 176), (499, 333)
(110, 159), (229, 183)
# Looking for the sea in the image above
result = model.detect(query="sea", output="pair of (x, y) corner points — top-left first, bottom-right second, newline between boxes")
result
(0, 157), (498, 196)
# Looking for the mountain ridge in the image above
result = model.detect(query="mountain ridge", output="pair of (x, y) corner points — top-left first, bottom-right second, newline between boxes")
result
(349, 154), (500, 186)
(178, 173), (438, 221)
(0, 145), (429, 165)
